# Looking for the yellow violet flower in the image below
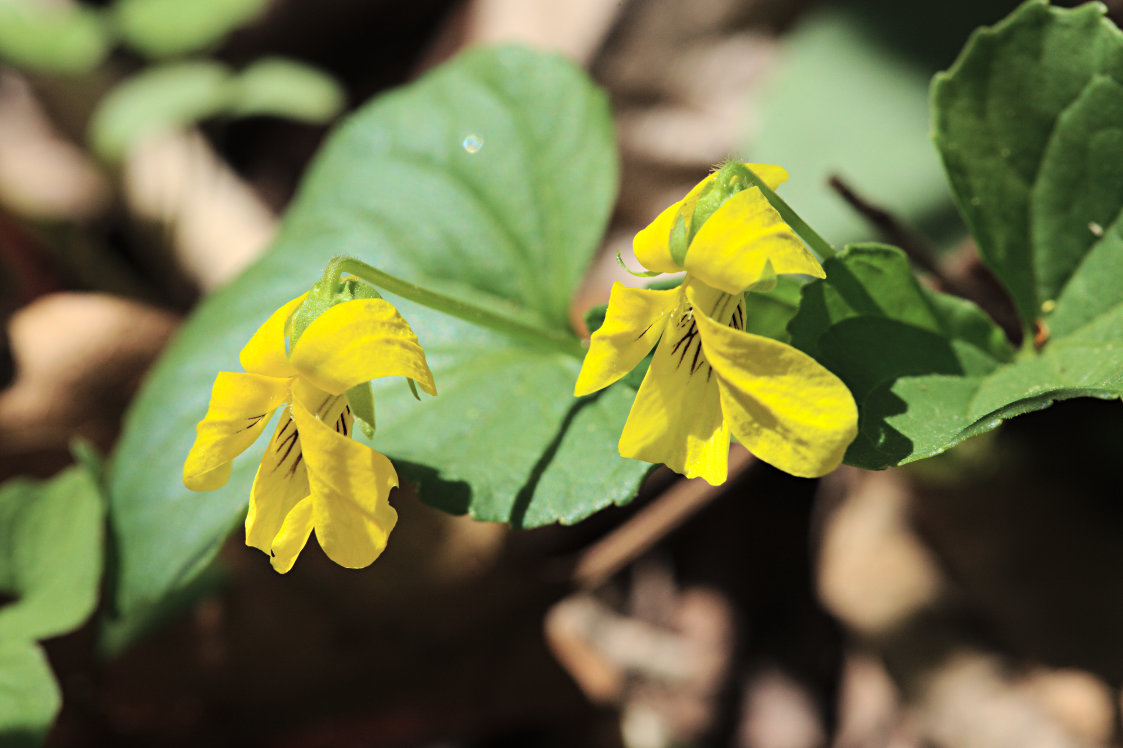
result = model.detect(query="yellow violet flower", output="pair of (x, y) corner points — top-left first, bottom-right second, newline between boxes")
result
(183, 293), (436, 573)
(575, 163), (858, 485)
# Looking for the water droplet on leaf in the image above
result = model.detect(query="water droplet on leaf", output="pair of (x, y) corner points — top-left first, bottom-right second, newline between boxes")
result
(462, 134), (483, 153)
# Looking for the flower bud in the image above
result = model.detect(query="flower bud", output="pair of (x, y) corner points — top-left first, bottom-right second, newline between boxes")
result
(687, 162), (754, 243)
(288, 277), (381, 349)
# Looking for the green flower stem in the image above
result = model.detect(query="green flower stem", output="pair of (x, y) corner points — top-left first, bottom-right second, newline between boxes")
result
(322, 257), (587, 359)
(741, 165), (837, 261)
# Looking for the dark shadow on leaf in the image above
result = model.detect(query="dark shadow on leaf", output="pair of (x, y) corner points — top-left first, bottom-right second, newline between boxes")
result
(396, 460), (472, 516)
(508, 391), (602, 530)
(0, 728), (47, 748)
(820, 316), (977, 468)
(849, 382), (912, 468)
(819, 256), (886, 316)
(789, 255), (888, 358)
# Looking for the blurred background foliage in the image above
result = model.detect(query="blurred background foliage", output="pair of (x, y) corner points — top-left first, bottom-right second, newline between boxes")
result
(3, 1), (1123, 747)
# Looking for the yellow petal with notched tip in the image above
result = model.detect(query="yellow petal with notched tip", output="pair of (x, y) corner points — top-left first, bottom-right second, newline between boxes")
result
(268, 496), (315, 574)
(183, 371), (290, 491)
(575, 283), (678, 396)
(239, 294), (307, 377)
(289, 298), (436, 397)
(290, 379), (399, 569)
(617, 288), (730, 486)
(684, 187), (823, 296)
(245, 407), (311, 553)
(688, 284), (857, 478)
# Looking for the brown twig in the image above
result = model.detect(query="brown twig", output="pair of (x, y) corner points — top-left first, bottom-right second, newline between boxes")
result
(828, 174), (1025, 345)
(827, 174), (954, 281)
(568, 448), (755, 589)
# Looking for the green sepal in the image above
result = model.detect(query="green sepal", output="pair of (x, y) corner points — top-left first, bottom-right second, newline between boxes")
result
(615, 251), (662, 278)
(668, 212), (690, 267)
(406, 378), (422, 401)
(687, 162), (751, 245)
(288, 276), (381, 348)
(645, 276), (683, 292)
(687, 174), (727, 243)
(345, 382), (376, 439)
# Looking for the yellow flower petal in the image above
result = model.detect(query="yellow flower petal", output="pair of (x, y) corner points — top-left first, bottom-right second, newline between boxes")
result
(239, 293), (307, 377)
(632, 163), (789, 275)
(680, 275), (741, 322)
(633, 169), (722, 273)
(291, 380), (399, 569)
(245, 407), (310, 553)
(575, 283), (678, 396)
(688, 285), (857, 478)
(618, 288), (730, 485)
(183, 372), (290, 491)
(742, 162), (789, 190)
(268, 496), (315, 574)
(684, 187), (824, 295)
(633, 199), (687, 274)
(289, 299), (436, 397)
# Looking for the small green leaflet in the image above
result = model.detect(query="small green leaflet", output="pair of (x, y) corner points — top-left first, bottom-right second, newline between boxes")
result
(0, 465), (104, 748)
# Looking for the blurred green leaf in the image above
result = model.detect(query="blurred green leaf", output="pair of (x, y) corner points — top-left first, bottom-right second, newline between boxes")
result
(0, 641), (60, 748)
(0, 467), (104, 642)
(227, 57), (345, 122)
(932, 0), (1123, 327)
(89, 61), (231, 161)
(751, 3), (959, 247)
(112, 0), (268, 58)
(0, 0), (110, 75)
(90, 57), (344, 161)
(108, 46), (646, 614)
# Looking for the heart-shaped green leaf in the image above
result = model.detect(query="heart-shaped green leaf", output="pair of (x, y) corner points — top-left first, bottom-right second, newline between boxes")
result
(108, 46), (650, 614)
(932, 0), (1123, 327)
